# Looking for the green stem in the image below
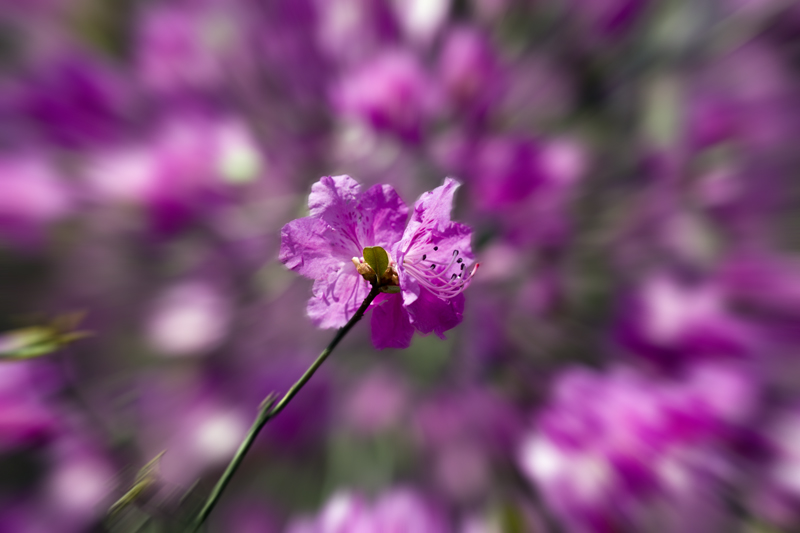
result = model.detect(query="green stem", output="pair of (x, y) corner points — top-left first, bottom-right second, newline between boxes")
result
(191, 285), (381, 532)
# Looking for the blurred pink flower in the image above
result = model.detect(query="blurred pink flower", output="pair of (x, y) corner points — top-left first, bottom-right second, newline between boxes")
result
(136, 1), (246, 95)
(285, 488), (448, 533)
(332, 50), (435, 143)
(342, 369), (408, 434)
(84, 112), (263, 234)
(145, 280), (232, 357)
(614, 273), (757, 367)
(437, 26), (505, 124)
(519, 363), (756, 532)
(0, 155), (71, 248)
(752, 402), (800, 529)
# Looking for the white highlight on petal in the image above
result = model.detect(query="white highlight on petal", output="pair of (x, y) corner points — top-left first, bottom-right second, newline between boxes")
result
(541, 138), (586, 186)
(642, 277), (721, 344)
(146, 282), (230, 357)
(192, 410), (248, 463)
(48, 457), (111, 516)
(519, 435), (564, 483)
(320, 492), (362, 532)
(771, 414), (800, 495)
(393, 0), (450, 44)
(572, 453), (611, 502)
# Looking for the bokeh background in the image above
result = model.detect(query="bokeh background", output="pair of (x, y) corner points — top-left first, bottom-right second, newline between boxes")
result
(1, 0), (800, 531)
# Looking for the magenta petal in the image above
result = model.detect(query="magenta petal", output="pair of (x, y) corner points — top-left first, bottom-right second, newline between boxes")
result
(308, 269), (371, 329)
(279, 217), (345, 279)
(370, 293), (414, 349)
(410, 177), (460, 232)
(431, 221), (475, 261)
(396, 178), (469, 265)
(399, 264), (422, 307)
(308, 174), (361, 219)
(406, 289), (465, 339)
(359, 183), (409, 251)
(307, 175), (364, 254)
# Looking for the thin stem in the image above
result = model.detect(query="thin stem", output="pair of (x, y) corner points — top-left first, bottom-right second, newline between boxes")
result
(189, 394), (276, 532)
(191, 285), (381, 532)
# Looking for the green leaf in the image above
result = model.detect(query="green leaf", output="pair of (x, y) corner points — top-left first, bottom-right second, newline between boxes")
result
(0, 327), (63, 360)
(0, 313), (91, 361)
(362, 246), (389, 283)
(107, 451), (165, 518)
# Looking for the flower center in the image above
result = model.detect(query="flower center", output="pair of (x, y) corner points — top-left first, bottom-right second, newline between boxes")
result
(352, 255), (400, 288)
(402, 246), (479, 300)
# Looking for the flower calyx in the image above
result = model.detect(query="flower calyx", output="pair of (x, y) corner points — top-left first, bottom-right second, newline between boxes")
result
(353, 246), (401, 293)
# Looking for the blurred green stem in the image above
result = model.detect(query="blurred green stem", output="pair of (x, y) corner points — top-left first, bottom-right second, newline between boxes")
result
(191, 285), (381, 532)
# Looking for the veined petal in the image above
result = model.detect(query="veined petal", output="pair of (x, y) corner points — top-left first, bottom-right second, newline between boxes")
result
(308, 174), (361, 218)
(358, 183), (409, 250)
(407, 177), (460, 235)
(307, 269), (371, 329)
(279, 217), (346, 279)
(307, 175), (364, 256)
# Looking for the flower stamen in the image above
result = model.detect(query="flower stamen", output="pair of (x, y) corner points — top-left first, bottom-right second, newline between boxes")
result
(403, 246), (478, 300)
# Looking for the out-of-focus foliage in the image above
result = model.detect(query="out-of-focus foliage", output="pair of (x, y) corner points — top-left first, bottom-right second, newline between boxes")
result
(1, 0), (800, 531)
(0, 313), (90, 360)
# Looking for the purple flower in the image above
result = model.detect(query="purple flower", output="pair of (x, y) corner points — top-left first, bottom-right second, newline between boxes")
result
(12, 52), (138, 149)
(84, 111), (262, 234)
(518, 363), (757, 532)
(414, 387), (522, 501)
(436, 134), (586, 246)
(331, 51), (435, 143)
(280, 175), (409, 329)
(136, 2), (246, 96)
(751, 402), (800, 529)
(387, 177), (478, 346)
(437, 26), (505, 124)
(315, 0), (400, 65)
(145, 280), (232, 357)
(0, 362), (58, 451)
(279, 175), (478, 349)
(614, 273), (756, 368)
(0, 154), (71, 248)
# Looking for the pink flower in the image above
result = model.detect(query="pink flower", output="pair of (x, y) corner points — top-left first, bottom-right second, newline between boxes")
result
(279, 175), (477, 349)
(518, 363), (755, 532)
(285, 489), (448, 533)
(331, 51), (435, 143)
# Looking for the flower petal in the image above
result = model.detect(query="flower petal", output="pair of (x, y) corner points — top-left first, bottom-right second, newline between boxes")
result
(400, 264), (422, 307)
(358, 183), (409, 251)
(409, 177), (460, 233)
(396, 178), (466, 264)
(307, 175), (364, 255)
(370, 293), (415, 349)
(405, 289), (465, 339)
(308, 174), (361, 218)
(279, 217), (345, 279)
(307, 269), (371, 329)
